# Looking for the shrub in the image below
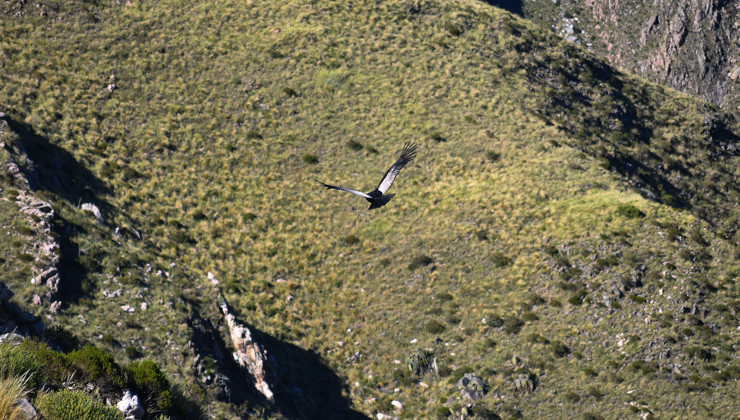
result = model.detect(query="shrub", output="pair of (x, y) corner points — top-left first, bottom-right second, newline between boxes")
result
(587, 386), (604, 399)
(47, 325), (80, 352)
(435, 292), (454, 302)
(550, 341), (570, 357)
(67, 346), (125, 388)
(487, 314), (504, 328)
(346, 140), (363, 151)
(560, 267), (582, 281)
(616, 204), (645, 219)
(407, 348), (435, 375)
(445, 23), (461, 36)
(521, 311), (538, 322)
(125, 346), (141, 359)
(302, 154), (318, 164)
(503, 316), (524, 334)
(245, 129), (263, 140)
(491, 252), (511, 267)
(0, 342), (43, 388)
(568, 294), (584, 306)
(485, 150), (501, 162)
(425, 320), (446, 334)
(36, 390), (123, 420)
(126, 360), (172, 411)
(563, 391), (579, 402)
(409, 255), (434, 270)
(281, 87), (297, 97)
(471, 405), (497, 419)
(436, 406), (452, 419)
(343, 234), (360, 245)
(429, 131), (446, 142)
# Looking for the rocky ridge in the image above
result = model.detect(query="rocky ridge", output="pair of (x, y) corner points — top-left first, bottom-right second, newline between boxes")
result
(521, 0), (740, 112)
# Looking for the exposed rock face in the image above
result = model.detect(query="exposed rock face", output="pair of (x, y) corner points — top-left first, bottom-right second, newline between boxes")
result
(81, 202), (104, 223)
(214, 273), (274, 401)
(2, 114), (63, 305)
(521, 0), (740, 112)
(116, 390), (145, 420)
(456, 373), (489, 401)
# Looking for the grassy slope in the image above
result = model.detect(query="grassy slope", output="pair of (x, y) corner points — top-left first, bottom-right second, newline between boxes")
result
(1, 0), (738, 418)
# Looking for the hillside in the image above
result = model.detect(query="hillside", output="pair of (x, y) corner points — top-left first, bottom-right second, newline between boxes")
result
(1, 0), (738, 419)
(517, 0), (740, 112)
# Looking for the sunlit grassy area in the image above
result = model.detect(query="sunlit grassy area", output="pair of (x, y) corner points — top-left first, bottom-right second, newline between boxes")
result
(1, 0), (738, 418)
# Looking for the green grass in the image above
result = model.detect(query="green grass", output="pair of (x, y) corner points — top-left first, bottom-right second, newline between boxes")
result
(0, 0), (738, 418)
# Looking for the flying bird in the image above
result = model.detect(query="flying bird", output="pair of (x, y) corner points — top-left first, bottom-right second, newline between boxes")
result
(317, 142), (418, 210)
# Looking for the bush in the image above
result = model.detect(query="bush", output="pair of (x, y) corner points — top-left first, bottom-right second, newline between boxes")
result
(47, 325), (80, 352)
(435, 292), (454, 302)
(436, 406), (452, 419)
(0, 343), (43, 388)
(346, 140), (363, 151)
(343, 234), (360, 245)
(425, 320), (446, 334)
(550, 341), (570, 357)
(36, 390), (123, 420)
(485, 150), (501, 162)
(126, 360), (172, 411)
(407, 348), (435, 376)
(281, 87), (298, 97)
(487, 314), (504, 328)
(616, 204), (645, 219)
(67, 346), (125, 388)
(409, 255), (434, 270)
(491, 252), (511, 267)
(503, 316), (524, 334)
(125, 346), (141, 359)
(301, 154), (318, 164)
(245, 129), (263, 139)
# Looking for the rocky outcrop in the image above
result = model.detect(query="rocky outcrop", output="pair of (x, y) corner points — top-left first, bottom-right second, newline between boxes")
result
(2, 114), (62, 309)
(116, 390), (145, 420)
(521, 0), (740, 112)
(210, 272), (275, 401)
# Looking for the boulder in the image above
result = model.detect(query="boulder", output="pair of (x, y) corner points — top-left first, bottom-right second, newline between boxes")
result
(81, 203), (103, 223)
(457, 373), (488, 401)
(116, 390), (145, 420)
(16, 398), (38, 419)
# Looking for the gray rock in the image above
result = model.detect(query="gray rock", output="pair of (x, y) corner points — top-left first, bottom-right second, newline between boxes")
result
(16, 398), (37, 419)
(116, 390), (145, 420)
(81, 203), (104, 223)
(457, 373), (488, 401)
(0, 332), (24, 344)
(49, 301), (62, 314)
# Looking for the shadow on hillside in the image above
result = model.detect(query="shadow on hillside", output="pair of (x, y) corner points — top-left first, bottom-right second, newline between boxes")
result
(479, 0), (523, 16)
(5, 117), (110, 206)
(5, 117), (110, 303)
(188, 306), (367, 420)
(251, 327), (368, 420)
(52, 218), (90, 303)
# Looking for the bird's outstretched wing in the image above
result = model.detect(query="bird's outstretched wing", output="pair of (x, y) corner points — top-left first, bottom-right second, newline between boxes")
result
(375, 142), (418, 194)
(315, 180), (372, 198)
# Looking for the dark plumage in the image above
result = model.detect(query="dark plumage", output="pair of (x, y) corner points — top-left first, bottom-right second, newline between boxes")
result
(317, 142), (418, 210)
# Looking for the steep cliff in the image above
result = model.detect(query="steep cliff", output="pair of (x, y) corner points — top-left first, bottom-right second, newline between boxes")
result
(522, 0), (740, 112)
